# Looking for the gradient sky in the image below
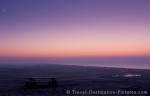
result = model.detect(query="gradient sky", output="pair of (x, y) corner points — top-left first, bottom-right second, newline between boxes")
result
(0, 0), (150, 68)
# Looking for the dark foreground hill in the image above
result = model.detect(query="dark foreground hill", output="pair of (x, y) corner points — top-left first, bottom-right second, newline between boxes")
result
(0, 64), (150, 96)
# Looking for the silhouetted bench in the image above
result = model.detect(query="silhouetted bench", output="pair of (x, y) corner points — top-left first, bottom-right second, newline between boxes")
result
(24, 77), (58, 89)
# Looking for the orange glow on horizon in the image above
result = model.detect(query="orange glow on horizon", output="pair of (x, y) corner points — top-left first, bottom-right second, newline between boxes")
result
(0, 47), (150, 58)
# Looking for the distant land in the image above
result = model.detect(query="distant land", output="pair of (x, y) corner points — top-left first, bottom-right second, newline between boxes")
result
(0, 56), (150, 69)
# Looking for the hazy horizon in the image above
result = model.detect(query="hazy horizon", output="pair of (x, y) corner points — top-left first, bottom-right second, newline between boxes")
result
(0, 56), (150, 69)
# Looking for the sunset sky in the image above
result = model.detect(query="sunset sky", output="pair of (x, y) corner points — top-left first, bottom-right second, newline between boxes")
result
(0, 0), (150, 68)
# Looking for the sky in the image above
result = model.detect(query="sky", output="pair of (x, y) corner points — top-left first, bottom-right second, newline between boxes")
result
(0, 0), (150, 68)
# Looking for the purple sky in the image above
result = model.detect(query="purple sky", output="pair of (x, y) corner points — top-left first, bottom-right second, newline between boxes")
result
(0, 0), (150, 68)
